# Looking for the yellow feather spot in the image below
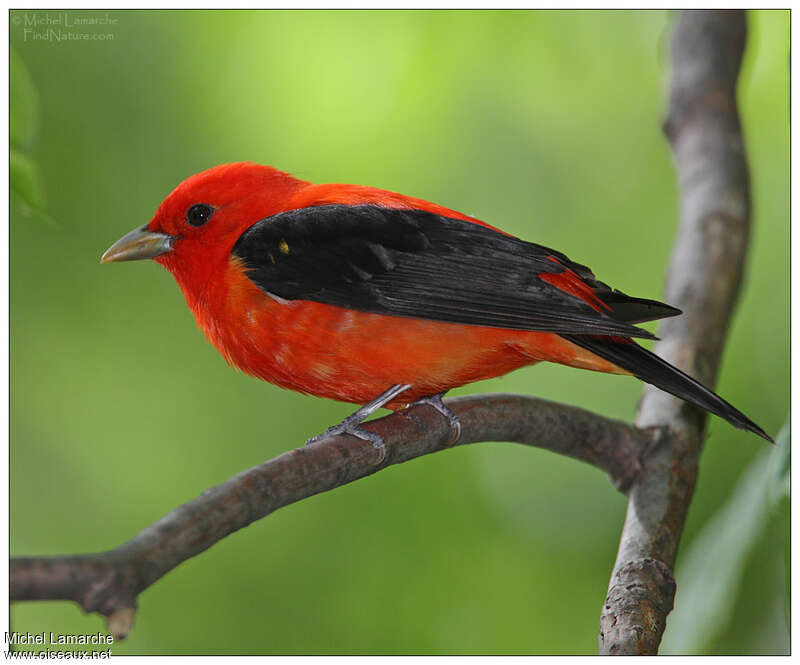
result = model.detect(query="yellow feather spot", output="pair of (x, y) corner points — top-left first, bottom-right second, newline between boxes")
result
(268, 253), (275, 264)
(279, 239), (290, 255)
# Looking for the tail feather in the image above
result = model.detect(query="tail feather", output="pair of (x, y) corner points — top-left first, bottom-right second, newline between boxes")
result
(603, 292), (682, 325)
(563, 335), (772, 442)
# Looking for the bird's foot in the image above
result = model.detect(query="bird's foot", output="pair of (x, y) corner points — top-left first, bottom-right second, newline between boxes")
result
(305, 415), (389, 463)
(304, 383), (411, 464)
(410, 392), (462, 444)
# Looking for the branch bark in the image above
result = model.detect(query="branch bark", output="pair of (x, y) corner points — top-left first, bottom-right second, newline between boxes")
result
(598, 10), (751, 655)
(11, 393), (650, 639)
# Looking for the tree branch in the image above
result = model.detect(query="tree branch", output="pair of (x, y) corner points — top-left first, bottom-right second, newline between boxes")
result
(11, 10), (756, 653)
(11, 392), (650, 639)
(598, 10), (752, 655)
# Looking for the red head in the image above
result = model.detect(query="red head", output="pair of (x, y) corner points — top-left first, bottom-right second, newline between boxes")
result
(101, 162), (308, 298)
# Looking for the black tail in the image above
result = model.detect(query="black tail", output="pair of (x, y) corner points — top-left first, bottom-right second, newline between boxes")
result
(563, 335), (772, 442)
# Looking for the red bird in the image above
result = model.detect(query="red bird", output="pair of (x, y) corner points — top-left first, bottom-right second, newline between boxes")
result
(101, 162), (770, 457)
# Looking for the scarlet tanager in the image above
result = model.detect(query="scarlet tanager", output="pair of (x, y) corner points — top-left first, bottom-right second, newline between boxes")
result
(101, 162), (770, 458)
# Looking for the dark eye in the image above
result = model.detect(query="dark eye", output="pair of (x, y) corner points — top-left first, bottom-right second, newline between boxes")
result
(186, 203), (214, 227)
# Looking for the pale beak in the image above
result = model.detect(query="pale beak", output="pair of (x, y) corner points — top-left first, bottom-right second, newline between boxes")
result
(100, 225), (174, 263)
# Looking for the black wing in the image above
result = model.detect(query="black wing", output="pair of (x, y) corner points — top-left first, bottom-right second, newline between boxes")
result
(231, 204), (679, 339)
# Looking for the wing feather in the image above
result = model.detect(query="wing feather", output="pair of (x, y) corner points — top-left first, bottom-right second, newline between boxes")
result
(231, 204), (677, 339)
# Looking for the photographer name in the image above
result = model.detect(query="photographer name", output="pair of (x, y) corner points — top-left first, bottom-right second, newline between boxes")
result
(22, 13), (119, 27)
(5, 632), (114, 646)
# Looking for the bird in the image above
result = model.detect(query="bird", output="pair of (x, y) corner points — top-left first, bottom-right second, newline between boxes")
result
(101, 162), (771, 459)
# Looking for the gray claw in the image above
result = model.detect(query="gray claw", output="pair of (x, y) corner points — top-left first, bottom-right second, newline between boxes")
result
(304, 384), (413, 464)
(411, 393), (462, 445)
(305, 419), (387, 463)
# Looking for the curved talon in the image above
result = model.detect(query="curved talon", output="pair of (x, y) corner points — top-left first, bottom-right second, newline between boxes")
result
(449, 419), (462, 445)
(305, 383), (410, 464)
(305, 422), (387, 463)
(411, 392), (462, 445)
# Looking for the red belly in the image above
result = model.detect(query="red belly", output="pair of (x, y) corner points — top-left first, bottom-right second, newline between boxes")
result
(194, 261), (628, 407)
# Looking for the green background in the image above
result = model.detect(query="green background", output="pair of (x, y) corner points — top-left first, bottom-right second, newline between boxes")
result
(10, 9), (789, 655)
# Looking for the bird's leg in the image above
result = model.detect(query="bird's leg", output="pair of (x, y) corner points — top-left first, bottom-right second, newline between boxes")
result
(409, 392), (462, 445)
(305, 383), (412, 463)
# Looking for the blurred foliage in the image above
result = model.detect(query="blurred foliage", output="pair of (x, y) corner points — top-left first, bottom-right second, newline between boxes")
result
(10, 48), (45, 213)
(9, 9), (788, 655)
(10, 48), (38, 148)
(662, 422), (789, 654)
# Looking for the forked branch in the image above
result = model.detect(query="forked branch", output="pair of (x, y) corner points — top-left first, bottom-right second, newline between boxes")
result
(10, 9), (756, 655)
(598, 9), (752, 655)
(12, 393), (650, 639)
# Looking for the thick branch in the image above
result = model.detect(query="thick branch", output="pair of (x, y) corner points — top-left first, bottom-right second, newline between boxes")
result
(12, 392), (650, 639)
(598, 10), (751, 655)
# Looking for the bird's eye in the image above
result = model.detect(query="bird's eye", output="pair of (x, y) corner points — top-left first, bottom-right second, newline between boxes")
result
(186, 203), (214, 227)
